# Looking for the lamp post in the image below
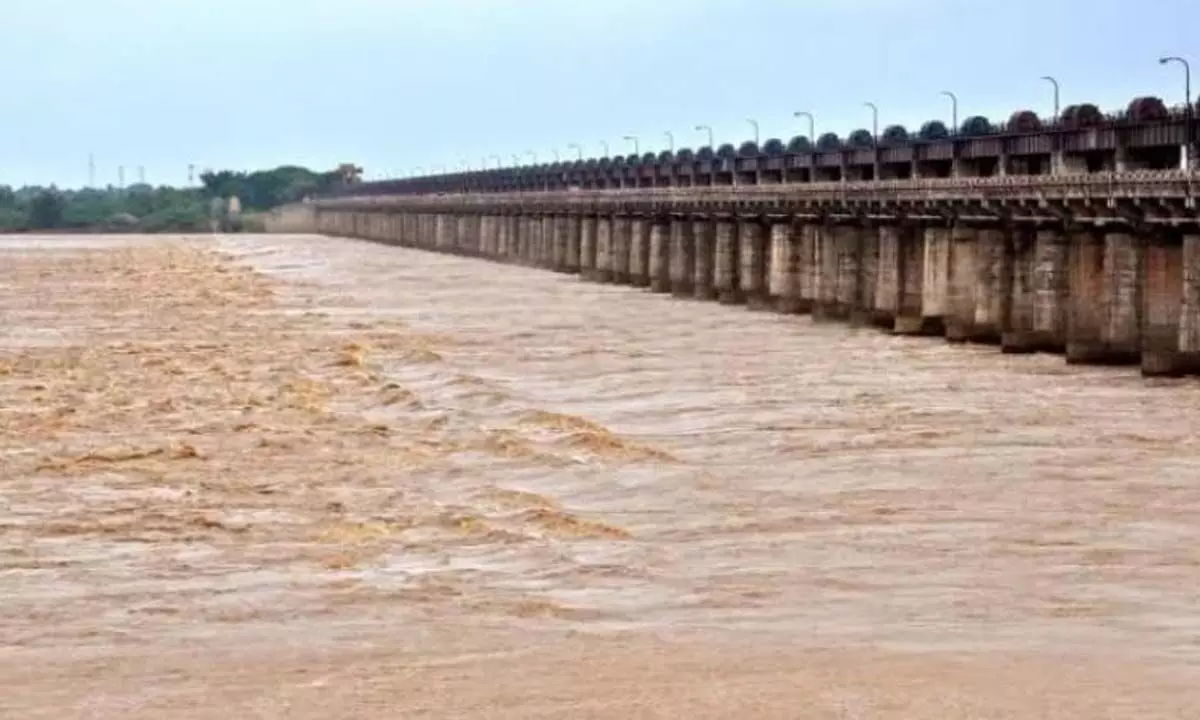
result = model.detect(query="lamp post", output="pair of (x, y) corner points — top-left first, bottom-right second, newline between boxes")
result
(511, 154), (522, 167)
(1160, 56), (1191, 111)
(600, 140), (610, 157)
(525, 150), (537, 166)
(1159, 56), (1192, 167)
(695, 124), (714, 149)
(567, 143), (583, 161)
(746, 118), (760, 145)
(1039, 77), (1060, 120)
(939, 91), (959, 134)
(863, 102), (879, 144)
(490, 154), (503, 168)
(793, 111), (815, 143)
(664, 131), (674, 153)
(623, 135), (639, 156)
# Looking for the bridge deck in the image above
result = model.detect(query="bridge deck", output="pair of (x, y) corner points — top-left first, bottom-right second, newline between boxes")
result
(317, 171), (1199, 222)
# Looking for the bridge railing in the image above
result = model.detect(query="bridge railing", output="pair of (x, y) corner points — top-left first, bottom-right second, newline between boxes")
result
(314, 170), (1197, 209)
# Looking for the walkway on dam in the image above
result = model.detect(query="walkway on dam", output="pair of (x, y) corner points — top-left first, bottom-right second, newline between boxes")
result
(3, 233), (1200, 718)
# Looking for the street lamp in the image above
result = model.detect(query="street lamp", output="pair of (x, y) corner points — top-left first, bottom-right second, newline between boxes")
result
(746, 118), (760, 145)
(664, 131), (674, 153)
(599, 140), (610, 157)
(940, 91), (959, 134)
(1160, 56), (1192, 110)
(623, 135), (639, 155)
(511, 154), (522, 167)
(1039, 77), (1060, 120)
(525, 150), (537, 166)
(793, 111), (815, 143)
(552, 149), (561, 163)
(863, 102), (879, 144)
(567, 143), (583, 160)
(490, 154), (503, 168)
(1159, 56), (1193, 166)
(695, 124), (714, 148)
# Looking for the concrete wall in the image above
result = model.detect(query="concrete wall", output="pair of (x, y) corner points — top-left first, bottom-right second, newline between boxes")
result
(290, 203), (1200, 378)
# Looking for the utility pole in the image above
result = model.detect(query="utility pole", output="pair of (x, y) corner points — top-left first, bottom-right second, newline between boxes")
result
(188, 164), (195, 186)
(137, 166), (145, 185)
(88, 153), (95, 188)
(117, 166), (125, 190)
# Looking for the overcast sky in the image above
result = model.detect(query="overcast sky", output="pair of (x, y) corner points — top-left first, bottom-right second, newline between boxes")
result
(0, 0), (1193, 188)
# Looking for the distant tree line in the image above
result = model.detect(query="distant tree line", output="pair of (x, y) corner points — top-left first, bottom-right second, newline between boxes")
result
(0, 164), (360, 234)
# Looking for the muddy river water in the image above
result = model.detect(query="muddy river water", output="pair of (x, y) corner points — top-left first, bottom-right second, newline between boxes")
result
(2, 234), (1200, 718)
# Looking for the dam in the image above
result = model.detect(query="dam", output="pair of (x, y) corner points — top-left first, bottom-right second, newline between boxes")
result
(266, 96), (1200, 378)
(268, 179), (1200, 378)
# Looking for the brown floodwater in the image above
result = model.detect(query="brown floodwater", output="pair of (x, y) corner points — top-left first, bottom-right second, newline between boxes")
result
(2, 233), (1200, 718)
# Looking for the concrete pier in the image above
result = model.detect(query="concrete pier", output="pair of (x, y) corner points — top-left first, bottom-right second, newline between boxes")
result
(611, 216), (632, 284)
(489, 215), (502, 258)
(920, 227), (951, 336)
(1066, 230), (1142, 365)
(945, 226), (978, 342)
(1143, 232), (1184, 376)
(799, 224), (820, 315)
(549, 215), (566, 272)
(692, 218), (716, 301)
(514, 215), (528, 263)
(501, 215), (514, 258)
(1001, 228), (1037, 352)
(1104, 232), (1143, 363)
(1066, 230), (1107, 363)
(855, 225), (879, 326)
(1179, 235), (1200, 374)
(564, 215), (581, 273)
(580, 215), (598, 279)
(714, 220), (740, 304)
(812, 225), (840, 320)
(832, 225), (862, 321)
(739, 220), (769, 309)
(540, 215), (553, 267)
(971, 228), (1009, 343)
(768, 222), (804, 314)
(531, 214), (544, 265)
(629, 217), (651, 287)
(277, 170), (1200, 378)
(669, 218), (695, 297)
(594, 216), (613, 282)
(649, 220), (671, 293)
(873, 226), (901, 328)
(524, 215), (538, 264)
(1032, 229), (1070, 353)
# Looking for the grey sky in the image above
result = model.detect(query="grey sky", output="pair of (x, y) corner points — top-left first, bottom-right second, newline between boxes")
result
(0, 0), (1194, 188)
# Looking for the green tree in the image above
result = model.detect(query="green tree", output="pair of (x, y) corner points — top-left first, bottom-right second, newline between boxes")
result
(0, 163), (342, 234)
(28, 190), (65, 229)
(0, 207), (27, 231)
(199, 165), (344, 211)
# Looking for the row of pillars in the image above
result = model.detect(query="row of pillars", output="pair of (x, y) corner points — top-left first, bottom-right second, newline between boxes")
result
(315, 209), (1200, 377)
